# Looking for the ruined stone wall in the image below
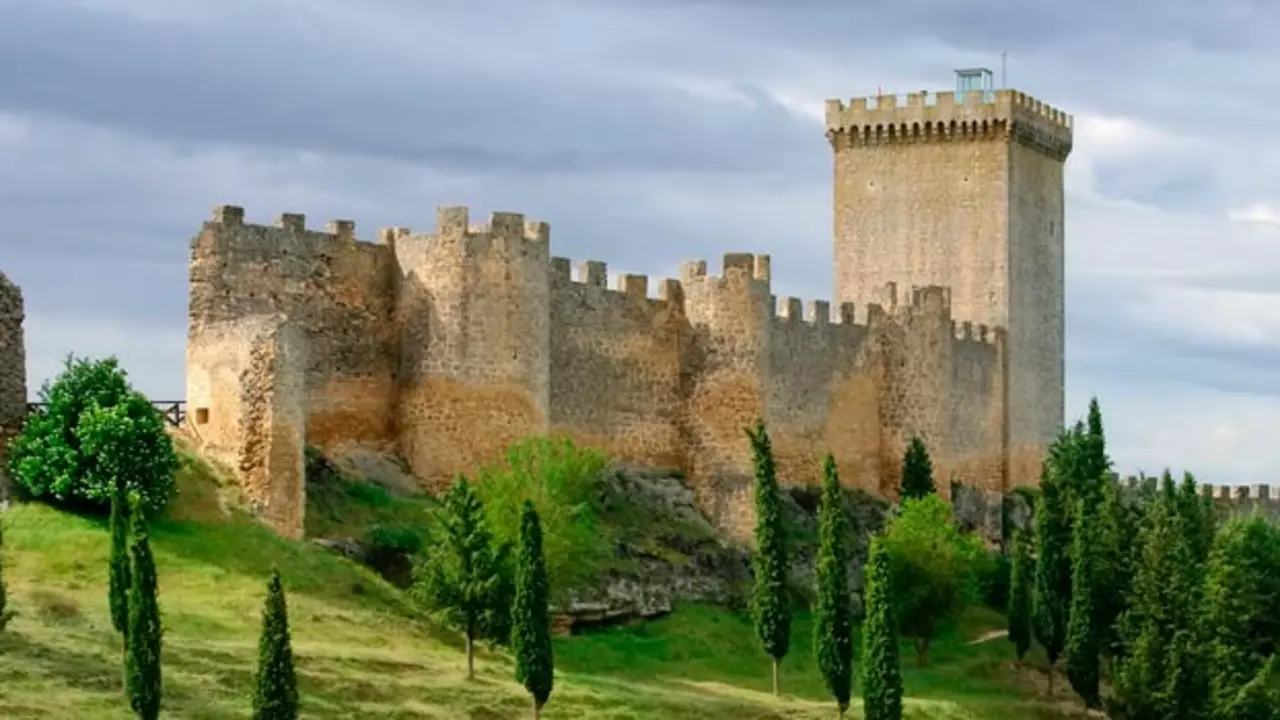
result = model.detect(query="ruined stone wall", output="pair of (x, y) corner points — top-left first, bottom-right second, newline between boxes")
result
(188, 207), (398, 456)
(393, 208), (552, 489)
(0, 271), (26, 498)
(547, 259), (686, 470)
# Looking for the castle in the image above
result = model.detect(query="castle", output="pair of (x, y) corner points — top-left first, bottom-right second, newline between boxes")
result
(184, 73), (1072, 539)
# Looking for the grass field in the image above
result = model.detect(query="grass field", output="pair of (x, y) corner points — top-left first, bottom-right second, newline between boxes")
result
(0, 450), (1078, 718)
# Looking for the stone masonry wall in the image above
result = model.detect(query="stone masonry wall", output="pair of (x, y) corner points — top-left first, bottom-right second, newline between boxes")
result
(392, 208), (552, 490)
(188, 210), (1013, 539)
(0, 271), (26, 499)
(548, 259), (686, 470)
(188, 207), (398, 455)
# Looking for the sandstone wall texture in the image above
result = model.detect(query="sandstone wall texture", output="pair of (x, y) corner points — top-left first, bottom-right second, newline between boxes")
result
(187, 86), (1071, 540)
(0, 271), (26, 499)
(826, 88), (1071, 490)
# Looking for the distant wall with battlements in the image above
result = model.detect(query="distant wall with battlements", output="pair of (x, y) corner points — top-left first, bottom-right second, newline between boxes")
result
(1116, 476), (1280, 524)
(0, 271), (26, 498)
(188, 207), (1011, 538)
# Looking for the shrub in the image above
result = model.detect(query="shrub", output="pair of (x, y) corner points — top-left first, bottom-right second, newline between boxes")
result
(8, 356), (177, 515)
(474, 436), (607, 599)
(880, 494), (985, 667)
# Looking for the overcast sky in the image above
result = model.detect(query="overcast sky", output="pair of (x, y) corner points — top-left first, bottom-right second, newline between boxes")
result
(3, 0), (1280, 484)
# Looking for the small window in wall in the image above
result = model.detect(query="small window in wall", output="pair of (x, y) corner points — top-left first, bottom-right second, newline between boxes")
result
(195, 407), (210, 425)
(1049, 221), (1056, 236)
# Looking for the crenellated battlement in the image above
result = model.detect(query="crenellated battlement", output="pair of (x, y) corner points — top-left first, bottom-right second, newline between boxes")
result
(679, 253), (773, 288)
(771, 296), (860, 327)
(429, 206), (552, 257)
(951, 320), (998, 345)
(1115, 476), (1280, 522)
(206, 205), (383, 250)
(824, 89), (1072, 160)
(549, 255), (683, 309)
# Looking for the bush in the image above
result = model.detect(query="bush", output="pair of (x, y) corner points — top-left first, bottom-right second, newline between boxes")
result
(474, 436), (607, 599)
(8, 356), (177, 515)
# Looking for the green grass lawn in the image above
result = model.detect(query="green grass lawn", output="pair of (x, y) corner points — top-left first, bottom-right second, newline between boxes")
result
(0, 450), (1078, 718)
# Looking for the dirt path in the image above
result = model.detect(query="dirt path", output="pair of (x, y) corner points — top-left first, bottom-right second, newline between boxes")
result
(968, 629), (1008, 645)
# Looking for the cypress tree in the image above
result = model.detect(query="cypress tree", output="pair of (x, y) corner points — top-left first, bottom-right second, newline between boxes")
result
(413, 476), (503, 680)
(1080, 397), (1111, 497)
(252, 569), (299, 720)
(511, 501), (553, 718)
(124, 497), (162, 720)
(860, 538), (902, 720)
(109, 477), (131, 640)
(0, 519), (15, 631)
(899, 436), (934, 500)
(813, 453), (853, 716)
(746, 420), (790, 696)
(1065, 498), (1101, 709)
(1095, 477), (1133, 662)
(1032, 459), (1071, 696)
(1006, 529), (1032, 663)
(1109, 471), (1210, 719)
(1202, 516), (1280, 719)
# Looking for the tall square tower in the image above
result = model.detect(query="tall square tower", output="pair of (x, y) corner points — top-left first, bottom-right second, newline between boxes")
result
(825, 72), (1073, 485)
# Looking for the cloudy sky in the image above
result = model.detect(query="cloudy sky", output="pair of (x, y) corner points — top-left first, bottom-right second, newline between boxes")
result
(3, 0), (1280, 484)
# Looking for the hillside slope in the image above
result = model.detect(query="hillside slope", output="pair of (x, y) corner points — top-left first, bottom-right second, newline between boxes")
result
(0, 448), (1073, 719)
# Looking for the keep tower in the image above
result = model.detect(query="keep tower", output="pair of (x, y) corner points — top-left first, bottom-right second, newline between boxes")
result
(825, 68), (1073, 485)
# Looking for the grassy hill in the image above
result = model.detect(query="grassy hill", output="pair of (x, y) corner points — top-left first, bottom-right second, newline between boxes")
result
(0, 446), (1077, 718)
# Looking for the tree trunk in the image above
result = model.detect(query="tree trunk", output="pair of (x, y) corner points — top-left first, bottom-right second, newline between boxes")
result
(1047, 662), (1055, 697)
(915, 638), (930, 668)
(772, 657), (781, 696)
(465, 632), (475, 681)
(532, 696), (540, 719)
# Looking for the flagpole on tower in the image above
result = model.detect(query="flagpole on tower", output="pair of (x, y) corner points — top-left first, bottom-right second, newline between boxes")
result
(1001, 52), (1007, 88)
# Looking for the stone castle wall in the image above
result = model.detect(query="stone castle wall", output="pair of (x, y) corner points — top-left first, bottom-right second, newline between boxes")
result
(188, 207), (1007, 538)
(0, 271), (26, 498)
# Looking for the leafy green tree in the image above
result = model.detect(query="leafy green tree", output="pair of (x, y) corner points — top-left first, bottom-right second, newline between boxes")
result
(511, 501), (553, 718)
(1032, 457), (1071, 695)
(9, 356), (177, 515)
(0, 519), (15, 631)
(899, 436), (934, 500)
(413, 476), (505, 680)
(860, 538), (903, 720)
(125, 497), (162, 720)
(812, 453), (854, 715)
(746, 420), (791, 695)
(880, 494), (985, 667)
(1006, 529), (1033, 662)
(252, 569), (298, 720)
(1202, 516), (1280, 720)
(1065, 499), (1101, 709)
(109, 477), (131, 640)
